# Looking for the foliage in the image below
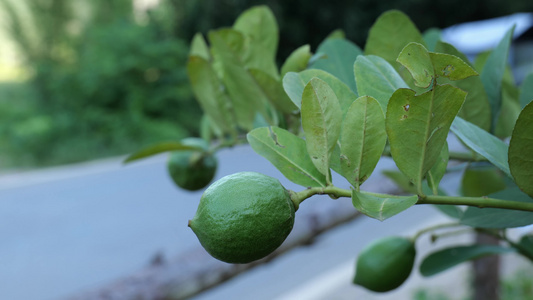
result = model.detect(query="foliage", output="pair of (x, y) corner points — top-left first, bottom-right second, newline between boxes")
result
(0, 0), (199, 167)
(128, 5), (533, 294)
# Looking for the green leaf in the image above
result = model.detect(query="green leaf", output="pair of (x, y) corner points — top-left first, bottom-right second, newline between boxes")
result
(450, 117), (510, 177)
(519, 72), (533, 108)
(309, 38), (362, 93)
(124, 142), (202, 163)
(460, 188), (533, 228)
(420, 245), (515, 277)
(422, 28), (441, 51)
(480, 26), (515, 130)
(429, 52), (479, 81)
(354, 55), (408, 112)
(340, 96), (386, 189)
(301, 78), (342, 181)
(519, 235), (533, 258)
(247, 126), (327, 187)
(397, 42), (434, 88)
(435, 42), (491, 131)
(209, 29), (275, 129)
(495, 79), (521, 138)
(282, 69), (357, 115)
(281, 44), (312, 78)
(249, 68), (298, 114)
(386, 85), (466, 192)
(187, 56), (235, 134)
(461, 166), (506, 197)
(382, 170), (418, 195)
(352, 191), (418, 221)
(427, 142), (449, 195)
(190, 33), (210, 60)
(509, 101), (533, 197)
(233, 5), (278, 78)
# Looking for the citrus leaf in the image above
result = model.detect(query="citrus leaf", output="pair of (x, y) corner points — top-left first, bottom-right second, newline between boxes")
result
(340, 96), (386, 189)
(420, 245), (515, 277)
(435, 42), (491, 131)
(461, 166), (506, 197)
(233, 5), (278, 78)
(249, 68), (298, 114)
(519, 72), (533, 108)
(309, 38), (362, 93)
(187, 56), (235, 134)
(495, 79), (521, 138)
(427, 142), (449, 195)
(282, 70), (357, 115)
(519, 235), (533, 258)
(190, 33), (210, 60)
(460, 187), (533, 229)
(124, 142), (202, 164)
(352, 191), (418, 221)
(397, 42), (434, 88)
(386, 85), (466, 192)
(354, 55), (408, 112)
(429, 52), (478, 81)
(247, 126), (327, 187)
(480, 26), (515, 130)
(422, 28), (441, 51)
(281, 44), (312, 78)
(301, 78), (342, 180)
(509, 101), (533, 197)
(450, 117), (510, 177)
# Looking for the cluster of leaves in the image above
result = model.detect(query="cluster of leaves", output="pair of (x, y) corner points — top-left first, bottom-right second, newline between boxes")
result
(128, 5), (533, 293)
(0, 0), (199, 166)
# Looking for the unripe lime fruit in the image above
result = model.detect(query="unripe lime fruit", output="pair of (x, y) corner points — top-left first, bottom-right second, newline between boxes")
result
(167, 138), (217, 191)
(189, 172), (295, 264)
(353, 236), (416, 292)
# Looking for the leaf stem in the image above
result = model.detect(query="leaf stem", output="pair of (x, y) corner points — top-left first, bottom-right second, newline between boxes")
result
(412, 222), (463, 241)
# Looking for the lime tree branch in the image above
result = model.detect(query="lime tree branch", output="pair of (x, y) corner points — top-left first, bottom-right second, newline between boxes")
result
(290, 186), (533, 213)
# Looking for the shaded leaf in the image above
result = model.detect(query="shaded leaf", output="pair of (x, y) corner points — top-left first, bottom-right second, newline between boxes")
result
(519, 235), (533, 258)
(420, 245), (515, 277)
(397, 42), (434, 88)
(509, 101), (533, 197)
(249, 68), (298, 114)
(187, 56), (235, 134)
(354, 55), (408, 111)
(422, 28), (441, 51)
(480, 26), (515, 130)
(519, 72), (533, 108)
(233, 5), (278, 78)
(281, 44), (312, 78)
(124, 142), (202, 163)
(435, 42), (491, 131)
(301, 78), (342, 181)
(450, 117), (510, 177)
(282, 72), (306, 109)
(460, 187), (533, 228)
(340, 96), (386, 189)
(386, 85), (466, 192)
(427, 142), (449, 195)
(495, 79), (521, 138)
(382, 170), (418, 195)
(310, 38), (362, 93)
(352, 191), (418, 221)
(461, 166), (506, 197)
(247, 126), (327, 187)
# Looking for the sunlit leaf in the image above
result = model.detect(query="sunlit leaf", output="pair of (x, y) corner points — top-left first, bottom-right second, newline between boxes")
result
(397, 42), (434, 88)
(190, 33), (210, 60)
(247, 126), (327, 187)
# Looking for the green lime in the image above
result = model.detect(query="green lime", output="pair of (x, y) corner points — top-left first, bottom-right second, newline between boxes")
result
(189, 172), (295, 264)
(353, 236), (416, 292)
(167, 138), (217, 191)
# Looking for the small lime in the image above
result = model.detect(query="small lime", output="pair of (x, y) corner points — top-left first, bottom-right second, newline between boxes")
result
(189, 172), (295, 264)
(167, 138), (217, 191)
(353, 236), (416, 292)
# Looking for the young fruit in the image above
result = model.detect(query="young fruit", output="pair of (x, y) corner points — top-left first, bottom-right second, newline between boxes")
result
(167, 138), (217, 191)
(353, 236), (416, 292)
(189, 172), (295, 264)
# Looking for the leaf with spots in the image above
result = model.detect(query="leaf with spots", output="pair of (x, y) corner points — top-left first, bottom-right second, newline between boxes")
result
(247, 126), (326, 187)
(386, 85), (466, 194)
(352, 191), (418, 221)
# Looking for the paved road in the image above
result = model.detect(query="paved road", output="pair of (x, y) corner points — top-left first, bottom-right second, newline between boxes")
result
(0, 142), (464, 300)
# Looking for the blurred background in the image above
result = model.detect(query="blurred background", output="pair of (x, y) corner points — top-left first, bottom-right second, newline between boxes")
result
(0, 0), (532, 170)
